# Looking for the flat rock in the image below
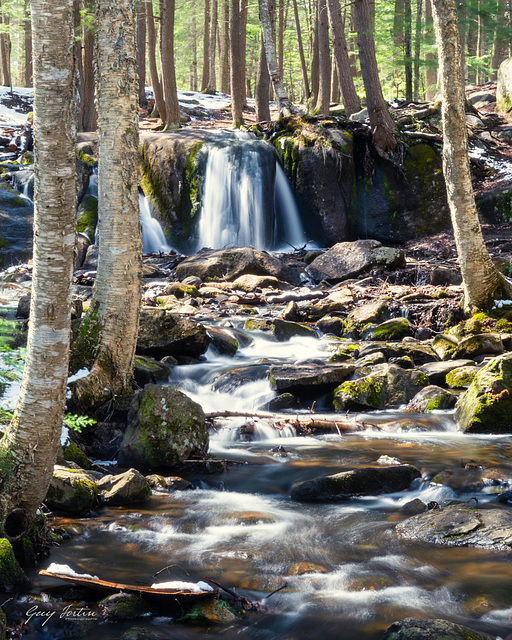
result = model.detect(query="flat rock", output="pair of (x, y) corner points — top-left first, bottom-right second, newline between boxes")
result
(269, 362), (355, 392)
(379, 617), (494, 640)
(419, 359), (474, 385)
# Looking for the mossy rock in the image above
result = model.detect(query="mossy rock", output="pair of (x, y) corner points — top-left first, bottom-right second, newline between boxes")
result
(99, 593), (152, 622)
(0, 538), (28, 589)
(452, 332), (503, 359)
(63, 440), (90, 470)
(137, 308), (211, 359)
(379, 617), (494, 640)
(432, 333), (458, 360)
(98, 469), (151, 505)
(361, 317), (411, 341)
(118, 384), (208, 469)
(75, 194), (98, 243)
(180, 598), (238, 624)
(122, 627), (163, 640)
(243, 318), (315, 341)
(134, 355), (171, 387)
(0, 606), (5, 640)
(446, 365), (480, 388)
(455, 352), (512, 433)
(404, 385), (457, 413)
(45, 466), (99, 515)
(205, 326), (238, 356)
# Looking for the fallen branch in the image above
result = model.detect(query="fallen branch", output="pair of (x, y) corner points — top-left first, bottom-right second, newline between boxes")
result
(206, 410), (361, 432)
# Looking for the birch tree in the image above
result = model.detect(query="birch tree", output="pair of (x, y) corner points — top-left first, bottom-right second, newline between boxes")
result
(0, 0), (76, 539)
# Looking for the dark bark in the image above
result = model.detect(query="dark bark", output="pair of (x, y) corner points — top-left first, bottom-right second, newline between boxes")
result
(201, 0), (210, 90)
(413, 0), (422, 99)
(230, 0), (244, 125)
(404, 0), (413, 100)
(137, 0), (147, 105)
(292, 0), (310, 99)
(160, 0), (180, 127)
(23, 0), (32, 86)
(315, 0), (331, 114)
(146, 0), (166, 119)
(219, 0), (230, 92)
(255, 35), (271, 121)
(207, 0), (217, 91)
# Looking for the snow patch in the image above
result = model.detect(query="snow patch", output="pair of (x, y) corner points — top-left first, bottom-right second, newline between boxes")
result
(46, 563), (99, 580)
(150, 580), (214, 592)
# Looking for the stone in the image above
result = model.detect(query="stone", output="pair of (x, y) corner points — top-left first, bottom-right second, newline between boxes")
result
(122, 627), (163, 640)
(361, 318), (411, 341)
(304, 288), (354, 320)
(497, 57), (512, 114)
(133, 355), (171, 387)
(75, 194), (98, 243)
(181, 599), (238, 624)
(445, 365), (480, 388)
(333, 364), (429, 411)
(306, 239), (405, 283)
(118, 385), (208, 469)
(419, 359), (474, 386)
(232, 274), (287, 291)
(395, 504), (512, 551)
(265, 393), (299, 410)
(358, 342), (438, 364)
(455, 352), (512, 434)
(404, 385), (457, 413)
(400, 498), (427, 516)
(316, 315), (345, 336)
(45, 466), (99, 515)
(379, 617), (494, 640)
(347, 301), (389, 327)
(269, 362), (355, 393)
(75, 232), (90, 270)
(175, 246), (299, 284)
(98, 469), (151, 505)
(290, 464), (421, 501)
(99, 593), (152, 622)
(205, 326), (238, 356)
(146, 475), (192, 491)
(429, 266), (462, 286)
(0, 179), (33, 268)
(243, 317), (315, 341)
(432, 333), (458, 360)
(211, 364), (269, 393)
(137, 308), (211, 359)
(452, 333), (503, 359)
(0, 538), (28, 589)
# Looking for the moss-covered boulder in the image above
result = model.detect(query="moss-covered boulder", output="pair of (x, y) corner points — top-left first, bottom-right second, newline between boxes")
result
(316, 315), (346, 336)
(445, 365), (480, 388)
(118, 384), (208, 469)
(137, 308), (211, 359)
(306, 239), (405, 284)
(357, 341), (438, 365)
(418, 359), (474, 386)
(243, 317), (315, 341)
(452, 332), (503, 359)
(455, 353), (512, 433)
(63, 440), (90, 470)
(98, 469), (152, 505)
(180, 599), (238, 624)
(290, 464), (421, 501)
(45, 466), (99, 515)
(379, 617), (494, 640)
(75, 194), (98, 243)
(333, 364), (429, 410)
(0, 606), (5, 640)
(99, 593), (152, 622)
(0, 538), (28, 589)
(404, 385), (457, 413)
(361, 317), (410, 341)
(432, 333), (458, 360)
(134, 355), (172, 387)
(497, 57), (512, 114)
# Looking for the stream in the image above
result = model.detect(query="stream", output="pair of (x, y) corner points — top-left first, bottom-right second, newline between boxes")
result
(27, 328), (512, 639)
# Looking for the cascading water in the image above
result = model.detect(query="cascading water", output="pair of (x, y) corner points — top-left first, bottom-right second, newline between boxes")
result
(195, 131), (306, 251)
(139, 193), (172, 254)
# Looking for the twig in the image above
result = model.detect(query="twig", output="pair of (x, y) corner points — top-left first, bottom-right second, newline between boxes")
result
(266, 583), (288, 599)
(203, 576), (238, 598)
(153, 564), (189, 579)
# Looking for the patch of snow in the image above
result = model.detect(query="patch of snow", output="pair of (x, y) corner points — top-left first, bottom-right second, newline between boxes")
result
(60, 425), (69, 446)
(0, 86), (33, 124)
(67, 368), (90, 384)
(493, 299), (512, 309)
(46, 563), (99, 580)
(150, 580), (214, 592)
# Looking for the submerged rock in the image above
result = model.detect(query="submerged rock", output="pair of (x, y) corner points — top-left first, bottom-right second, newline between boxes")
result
(379, 617), (494, 640)
(290, 464), (421, 501)
(118, 385), (208, 470)
(395, 504), (512, 551)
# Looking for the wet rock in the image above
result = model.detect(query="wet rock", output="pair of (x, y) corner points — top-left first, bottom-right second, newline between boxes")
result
(419, 359), (474, 386)
(288, 562), (328, 575)
(133, 355), (171, 387)
(379, 617), (494, 640)
(400, 498), (427, 516)
(429, 266), (462, 286)
(232, 273), (287, 291)
(269, 362), (355, 393)
(361, 318), (411, 341)
(161, 282), (198, 299)
(75, 194), (97, 243)
(265, 393), (299, 410)
(388, 355), (414, 369)
(16, 294), (30, 319)
(0, 538), (28, 589)
(347, 300), (389, 331)
(452, 333), (503, 359)
(303, 288), (354, 320)
(175, 246), (299, 284)
(99, 593), (152, 623)
(395, 504), (512, 551)
(205, 326), (238, 356)
(357, 342), (438, 365)
(244, 317), (315, 340)
(354, 350), (387, 367)
(122, 627), (163, 640)
(316, 315), (345, 336)
(118, 384), (208, 469)
(80, 242), (98, 270)
(496, 491), (512, 504)
(211, 364), (269, 392)
(455, 352), (512, 433)
(146, 474), (192, 491)
(180, 599), (238, 624)
(0, 179), (33, 267)
(404, 385), (457, 413)
(430, 466), (487, 492)
(75, 232), (90, 270)
(137, 308), (211, 359)
(333, 364), (429, 411)
(432, 333), (458, 360)
(445, 365), (480, 388)
(98, 469), (151, 505)
(45, 466), (99, 515)
(290, 464), (421, 501)
(497, 57), (512, 114)
(306, 239), (405, 284)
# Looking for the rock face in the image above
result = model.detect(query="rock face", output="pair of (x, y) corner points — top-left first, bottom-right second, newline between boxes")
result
(455, 352), (512, 433)
(0, 538), (27, 589)
(497, 57), (512, 113)
(175, 247), (299, 284)
(290, 464), (421, 501)
(379, 617), (494, 640)
(118, 385), (208, 469)
(306, 240), (405, 283)
(137, 308), (211, 359)
(396, 504), (512, 551)
(333, 364), (429, 410)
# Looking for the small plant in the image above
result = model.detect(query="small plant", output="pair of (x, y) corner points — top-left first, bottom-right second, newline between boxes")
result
(63, 413), (96, 433)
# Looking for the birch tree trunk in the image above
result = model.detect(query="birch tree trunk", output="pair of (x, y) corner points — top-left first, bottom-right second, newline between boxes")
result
(160, 0), (180, 127)
(0, 0), (76, 539)
(431, 0), (504, 314)
(146, 0), (166, 120)
(23, 0), (32, 86)
(71, 0), (142, 411)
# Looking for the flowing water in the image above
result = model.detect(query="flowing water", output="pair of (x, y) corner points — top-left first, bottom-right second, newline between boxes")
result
(30, 328), (512, 640)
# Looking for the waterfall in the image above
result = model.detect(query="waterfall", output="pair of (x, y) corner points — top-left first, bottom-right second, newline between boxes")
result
(139, 193), (172, 254)
(11, 169), (34, 202)
(195, 132), (305, 252)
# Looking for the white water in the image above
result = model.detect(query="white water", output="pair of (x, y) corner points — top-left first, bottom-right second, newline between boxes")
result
(139, 193), (172, 254)
(196, 132), (305, 251)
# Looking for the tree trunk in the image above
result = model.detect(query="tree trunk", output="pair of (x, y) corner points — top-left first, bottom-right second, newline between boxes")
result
(202, 0), (210, 90)
(315, 0), (331, 114)
(354, 0), (396, 154)
(278, 0), (285, 74)
(310, 1), (319, 107)
(219, 0), (230, 92)
(326, 0), (360, 116)
(255, 34), (271, 121)
(207, 0), (217, 91)
(292, 0), (310, 100)
(240, 0), (248, 105)
(413, 0), (422, 99)
(259, 0), (298, 116)
(431, 0), (503, 313)
(160, 0), (180, 127)
(78, 2), (97, 132)
(490, 0), (507, 79)
(0, 3), (11, 88)
(191, 15), (198, 90)
(71, 0), (142, 412)
(230, 0), (244, 125)
(137, 0), (147, 105)
(23, 0), (32, 86)
(0, 0), (76, 539)
(457, 0), (467, 84)
(466, 11), (477, 85)
(424, 0), (437, 99)
(146, 0), (166, 119)
(404, 0), (413, 100)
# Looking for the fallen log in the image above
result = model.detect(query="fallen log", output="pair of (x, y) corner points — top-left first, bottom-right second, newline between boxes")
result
(206, 410), (362, 432)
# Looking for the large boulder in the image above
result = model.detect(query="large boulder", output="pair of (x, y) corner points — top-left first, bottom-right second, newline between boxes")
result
(379, 618), (494, 640)
(45, 466), (99, 515)
(396, 503), (512, 551)
(175, 247), (299, 284)
(404, 385), (457, 413)
(333, 364), (429, 410)
(419, 359), (474, 386)
(497, 57), (512, 114)
(306, 240), (405, 284)
(0, 538), (28, 589)
(118, 385), (208, 469)
(290, 464), (421, 501)
(98, 469), (152, 505)
(137, 308), (211, 359)
(455, 353), (512, 433)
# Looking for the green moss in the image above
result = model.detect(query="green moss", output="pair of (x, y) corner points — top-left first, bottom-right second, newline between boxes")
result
(334, 376), (382, 410)
(0, 538), (27, 588)
(76, 194), (98, 241)
(63, 440), (90, 470)
(446, 367), (477, 388)
(69, 307), (101, 373)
